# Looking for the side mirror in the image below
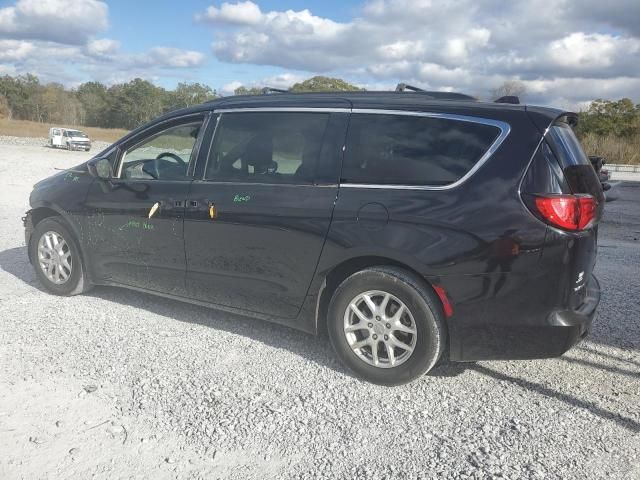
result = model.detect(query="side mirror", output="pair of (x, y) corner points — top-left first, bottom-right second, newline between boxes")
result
(87, 157), (113, 180)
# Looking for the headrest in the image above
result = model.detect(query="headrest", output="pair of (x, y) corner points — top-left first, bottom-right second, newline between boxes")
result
(245, 133), (273, 171)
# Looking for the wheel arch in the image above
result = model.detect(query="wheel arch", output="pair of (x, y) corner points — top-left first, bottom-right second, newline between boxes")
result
(30, 206), (61, 227)
(27, 205), (90, 282)
(315, 256), (449, 339)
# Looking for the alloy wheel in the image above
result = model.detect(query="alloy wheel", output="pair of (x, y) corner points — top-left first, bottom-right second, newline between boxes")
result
(343, 290), (417, 368)
(37, 231), (73, 284)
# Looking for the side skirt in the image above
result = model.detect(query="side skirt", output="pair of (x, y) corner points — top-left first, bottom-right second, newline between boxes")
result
(94, 281), (317, 335)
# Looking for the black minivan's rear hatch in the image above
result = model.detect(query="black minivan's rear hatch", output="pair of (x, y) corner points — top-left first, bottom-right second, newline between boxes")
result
(522, 114), (603, 311)
(548, 118), (603, 309)
(547, 116), (605, 209)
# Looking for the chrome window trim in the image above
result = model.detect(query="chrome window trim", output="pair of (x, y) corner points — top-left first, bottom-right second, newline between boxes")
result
(342, 109), (511, 191)
(191, 180), (337, 188)
(202, 106), (510, 191)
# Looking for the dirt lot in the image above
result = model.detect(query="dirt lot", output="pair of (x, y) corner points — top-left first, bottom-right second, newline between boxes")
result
(0, 139), (639, 479)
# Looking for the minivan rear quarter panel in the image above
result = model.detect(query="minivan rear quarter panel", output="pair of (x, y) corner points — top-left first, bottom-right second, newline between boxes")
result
(309, 107), (556, 360)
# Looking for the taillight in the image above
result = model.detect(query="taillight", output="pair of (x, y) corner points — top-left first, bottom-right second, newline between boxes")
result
(533, 194), (598, 231)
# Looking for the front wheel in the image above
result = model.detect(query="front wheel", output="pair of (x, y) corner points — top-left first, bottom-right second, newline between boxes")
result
(29, 217), (91, 296)
(327, 266), (446, 386)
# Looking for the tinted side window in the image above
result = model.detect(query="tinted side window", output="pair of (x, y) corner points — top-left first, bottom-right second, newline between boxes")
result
(547, 123), (602, 197)
(548, 123), (590, 168)
(205, 112), (330, 184)
(119, 121), (203, 181)
(342, 114), (501, 186)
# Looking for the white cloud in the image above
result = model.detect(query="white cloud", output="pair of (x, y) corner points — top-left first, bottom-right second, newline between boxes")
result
(196, 0), (640, 105)
(1, 40), (207, 88)
(0, 39), (35, 61)
(377, 41), (425, 61)
(521, 76), (640, 109)
(0, 0), (207, 88)
(221, 80), (244, 95)
(548, 32), (640, 71)
(85, 38), (119, 58)
(0, 0), (108, 45)
(196, 0), (262, 25)
(221, 72), (307, 95)
(144, 48), (206, 68)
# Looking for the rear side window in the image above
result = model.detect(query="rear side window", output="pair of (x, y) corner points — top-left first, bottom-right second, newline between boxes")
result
(342, 113), (501, 186)
(548, 123), (590, 167)
(547, 123), (602, 197)
(205, 112), (330, 184)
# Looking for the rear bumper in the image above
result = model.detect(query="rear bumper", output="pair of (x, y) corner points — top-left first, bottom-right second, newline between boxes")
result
(449, 274), (600, 361)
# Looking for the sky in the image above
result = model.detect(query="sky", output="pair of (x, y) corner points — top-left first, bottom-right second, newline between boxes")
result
(1, 0), (639, 108)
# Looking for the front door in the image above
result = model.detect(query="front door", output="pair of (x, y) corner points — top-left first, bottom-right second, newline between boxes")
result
(184, 110), (348, 318)
(51, 129), (62, 146)
(83, 114), (209, 295)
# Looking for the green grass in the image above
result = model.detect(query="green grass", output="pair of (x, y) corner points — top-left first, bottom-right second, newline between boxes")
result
(580, 133), (640, 165)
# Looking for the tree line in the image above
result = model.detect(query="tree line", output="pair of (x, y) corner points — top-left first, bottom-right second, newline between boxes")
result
(1, 74), (638, 140)
(0, 74), (217, 130)
(575, 98), (640, 139)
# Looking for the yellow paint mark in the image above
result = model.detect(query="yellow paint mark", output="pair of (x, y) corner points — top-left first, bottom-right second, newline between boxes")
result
(148, 202), (160, 219)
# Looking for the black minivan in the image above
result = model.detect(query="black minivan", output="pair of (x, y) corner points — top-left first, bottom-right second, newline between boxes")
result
(24, 89), (602, 385)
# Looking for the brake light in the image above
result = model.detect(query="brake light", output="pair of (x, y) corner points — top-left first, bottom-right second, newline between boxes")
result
(534, 194), (598, 231)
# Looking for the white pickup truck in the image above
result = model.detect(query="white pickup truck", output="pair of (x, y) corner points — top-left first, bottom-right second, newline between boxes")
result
(49, 127), (91, 151)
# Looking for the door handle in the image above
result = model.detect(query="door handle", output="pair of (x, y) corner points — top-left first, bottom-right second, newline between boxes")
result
(148, 201), (160, 219)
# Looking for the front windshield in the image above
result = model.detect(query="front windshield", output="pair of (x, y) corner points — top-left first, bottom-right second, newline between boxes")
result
(67, 130), (87, 137)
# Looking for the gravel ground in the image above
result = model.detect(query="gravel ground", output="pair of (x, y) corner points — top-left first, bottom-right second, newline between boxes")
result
(0, 141), (639, 479)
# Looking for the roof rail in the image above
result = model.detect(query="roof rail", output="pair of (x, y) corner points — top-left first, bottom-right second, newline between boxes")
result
(394, 83), (476, 101)
(395, 83), (425, 93)
(495, 95), (520, 104)
(262, 87), (288, 95)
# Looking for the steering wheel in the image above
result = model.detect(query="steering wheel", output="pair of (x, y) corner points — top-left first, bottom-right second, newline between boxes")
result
(156, 152), (186, 166)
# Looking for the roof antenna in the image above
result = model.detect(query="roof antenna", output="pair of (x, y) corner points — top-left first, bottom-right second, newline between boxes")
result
(494, 95), (520, 104)
(262, 87), (287, 95)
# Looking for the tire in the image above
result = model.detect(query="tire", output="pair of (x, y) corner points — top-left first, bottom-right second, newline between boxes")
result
(29, 217), (91, 296)
(327, 266), (446, 386)
(66, 142), (71, 151)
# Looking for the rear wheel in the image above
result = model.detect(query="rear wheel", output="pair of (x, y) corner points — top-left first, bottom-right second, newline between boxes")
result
(327, 266), (446, 385)
(29, 217), (90, 296)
